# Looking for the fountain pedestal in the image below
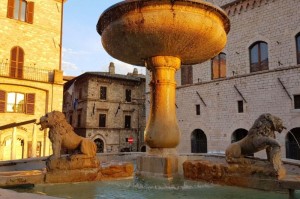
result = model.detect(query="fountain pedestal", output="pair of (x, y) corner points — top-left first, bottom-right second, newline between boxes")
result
(98, 0), (230, 179)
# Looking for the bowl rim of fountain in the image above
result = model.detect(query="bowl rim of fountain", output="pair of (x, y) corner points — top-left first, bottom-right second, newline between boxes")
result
(97, 0), (231, 66)
(97, 0), (230, 35)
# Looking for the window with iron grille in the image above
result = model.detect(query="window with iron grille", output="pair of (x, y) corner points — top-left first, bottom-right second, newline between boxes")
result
(125, 89), (131, 102)
(99, 114), (106, 127)
(100, 86), (107, 100)
(238, 100), (244, 113)
(294, 95), (300, 109)
(125, 115), (131, 128)
(196, 104), (200, 115)
(7, 0), (34, 23)
(249, 41), (269, 72)
(211, 53), (226, 80)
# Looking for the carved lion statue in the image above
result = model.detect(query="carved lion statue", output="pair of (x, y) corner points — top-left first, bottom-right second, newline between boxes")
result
(37, 111), (97, 160)
(225, 113), (286, 176)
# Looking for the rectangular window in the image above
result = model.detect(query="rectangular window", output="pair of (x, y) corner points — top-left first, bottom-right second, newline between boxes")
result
(125, 115), (131, 128)
(7, 0), (34, 23)
(125, 89), (131, 102)
(77, 114), (81, 127)
(212, 53), (226, 80)
(238, 100), (244, 113)
(99, 114), (106, 127)
(196, 104), (200, 115)
(7, 92), (24, 113)
(294, 95), (300, 109)
(181, 65), (193, 85)
(100, 86), (107, 100)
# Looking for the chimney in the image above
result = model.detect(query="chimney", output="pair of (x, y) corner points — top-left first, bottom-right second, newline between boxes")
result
(133, 68), (138, 76)
(109, 62), (115, 74)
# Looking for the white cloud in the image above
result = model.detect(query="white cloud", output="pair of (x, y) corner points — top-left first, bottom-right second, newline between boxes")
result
(62, 60), (79, 75)
(111, 59), (146, 75)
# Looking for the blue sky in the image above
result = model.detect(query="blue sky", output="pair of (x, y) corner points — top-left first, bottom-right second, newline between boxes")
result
(62, 1), (146, 76)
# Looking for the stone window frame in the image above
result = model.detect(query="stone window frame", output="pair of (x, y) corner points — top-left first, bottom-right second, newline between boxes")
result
(99, 113), (106, 127)
(294, 95), (300, 110)
(237, 100), (244, 113)
(249, 41), (269, 73)
(296, 33), (300, 65)
(211, 52), (226, 80)
(124, 115), (131, 129)
(125, 89), (132, 102)
(100, 86), (107, 100)
(181, 65), (193, 85)
(195, 104), (200, 115)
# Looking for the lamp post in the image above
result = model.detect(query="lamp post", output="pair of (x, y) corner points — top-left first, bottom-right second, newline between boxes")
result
(132, 98), (145, 152)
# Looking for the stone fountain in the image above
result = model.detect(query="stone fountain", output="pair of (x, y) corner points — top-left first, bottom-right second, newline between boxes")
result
(97, 0), (230, 179)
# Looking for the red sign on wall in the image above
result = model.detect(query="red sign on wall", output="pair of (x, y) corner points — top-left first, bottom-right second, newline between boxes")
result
(128, 137), (134, 144)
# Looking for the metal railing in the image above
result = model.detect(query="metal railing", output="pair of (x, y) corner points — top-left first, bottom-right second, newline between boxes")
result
(0, 63), (54, 83)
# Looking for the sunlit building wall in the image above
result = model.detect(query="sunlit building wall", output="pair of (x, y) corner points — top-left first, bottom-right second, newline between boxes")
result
(0, 0), (65, 160)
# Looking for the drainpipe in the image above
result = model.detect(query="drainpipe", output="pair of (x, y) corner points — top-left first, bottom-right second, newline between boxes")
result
(59, 0), (64, 71)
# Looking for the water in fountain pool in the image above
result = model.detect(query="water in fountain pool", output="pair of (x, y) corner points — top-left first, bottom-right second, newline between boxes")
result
(11, 177), (294, 199)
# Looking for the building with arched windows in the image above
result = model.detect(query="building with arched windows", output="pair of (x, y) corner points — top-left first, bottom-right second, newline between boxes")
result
(0, 0), (65, 160)
(145, 0), (300, 160)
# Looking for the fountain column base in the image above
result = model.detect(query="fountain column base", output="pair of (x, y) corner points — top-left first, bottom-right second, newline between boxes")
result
(136, 149), (179, 179)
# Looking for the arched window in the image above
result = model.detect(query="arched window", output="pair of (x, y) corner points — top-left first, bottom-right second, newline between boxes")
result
(94, 138), (104, 153)
(286, 128), (300, 160)
(231, 128), (248, 143)
(211, 52), (226, 79)
(191, 129), (207, 153)
(10, 46), (24, 79)
(296, 33), (300, 64)
(249, 41), (268, 72)
(231, 129), (253, 156)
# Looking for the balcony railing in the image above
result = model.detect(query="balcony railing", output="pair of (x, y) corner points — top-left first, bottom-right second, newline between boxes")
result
(0, 63), (54, 83)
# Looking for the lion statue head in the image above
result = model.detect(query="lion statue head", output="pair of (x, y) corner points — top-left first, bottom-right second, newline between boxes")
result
(37, 111), (74, 135)
(248, 113), (286, 137)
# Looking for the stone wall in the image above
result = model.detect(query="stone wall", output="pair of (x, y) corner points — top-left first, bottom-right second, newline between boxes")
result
(144, 0), (300, 159)
(176, 67), (300, 156)
(0, 0), (62, 69)
(64, 72), (146, 153)
(0, 0), (64, 160)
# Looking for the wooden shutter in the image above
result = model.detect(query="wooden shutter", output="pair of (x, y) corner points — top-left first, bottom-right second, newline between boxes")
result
(212, 57), (219, 79)
(17, 47), (24, 79)
(25, 93), (35, 114)
(220, 54), (226, 78)
(7, 0), (14, 19)
(26, 1), (34, 24)
(0, 90), (6, 113)
(10, 47), (17, 77)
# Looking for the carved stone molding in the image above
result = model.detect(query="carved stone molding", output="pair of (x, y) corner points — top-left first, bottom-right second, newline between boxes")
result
(222, 0), (276, 16)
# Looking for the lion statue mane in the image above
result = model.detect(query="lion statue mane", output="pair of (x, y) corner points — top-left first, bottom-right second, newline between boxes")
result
(225, 113), (286, 175)
(37, 111), (97, 160)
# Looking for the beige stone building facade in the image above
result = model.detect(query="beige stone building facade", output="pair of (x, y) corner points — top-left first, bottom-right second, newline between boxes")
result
(146, 0), (300, 159)
(0, 0), (65, 160)
(63, 63), (146, 153)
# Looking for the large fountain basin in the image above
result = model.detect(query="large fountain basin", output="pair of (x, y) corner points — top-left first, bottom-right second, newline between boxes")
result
(97, 0), (230, 66)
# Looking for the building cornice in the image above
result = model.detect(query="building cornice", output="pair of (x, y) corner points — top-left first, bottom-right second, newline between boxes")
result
(222, 0), (276, 16)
